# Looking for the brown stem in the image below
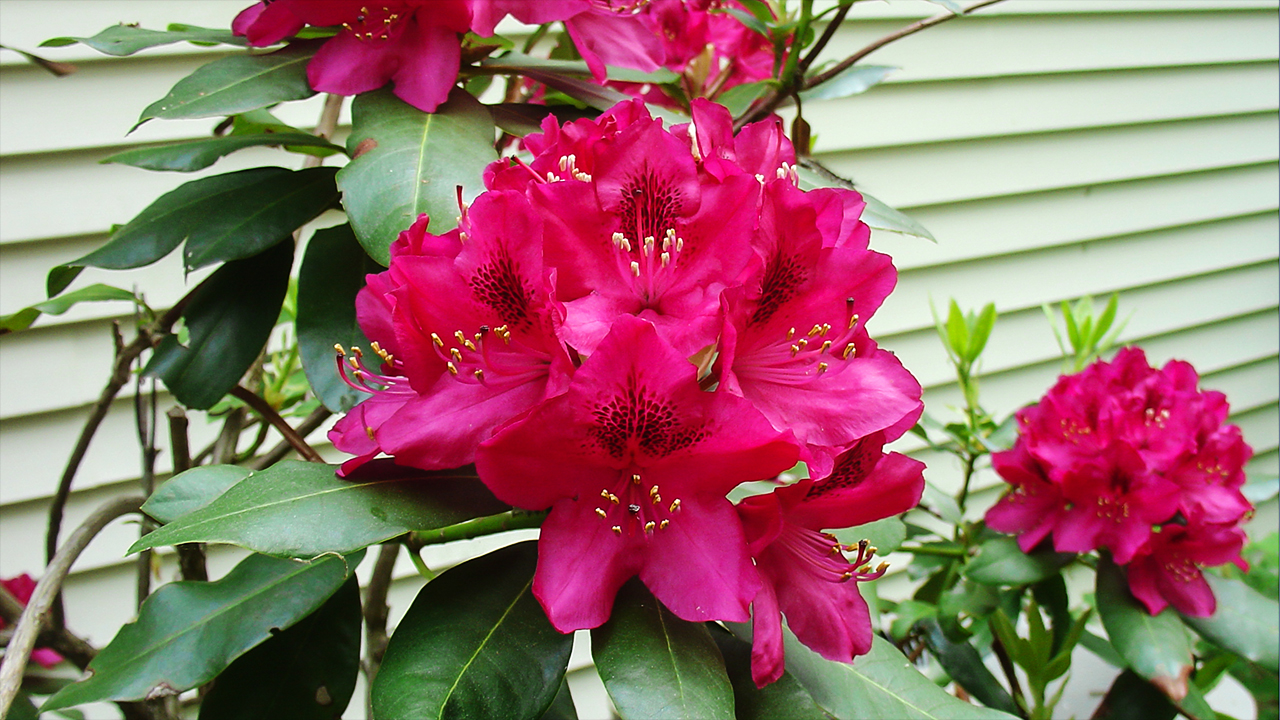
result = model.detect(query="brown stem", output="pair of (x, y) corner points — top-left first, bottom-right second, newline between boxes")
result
(991, 631), (1029, 718)
(364, 544), (397, 674)
(44, 292), (192, 628)
(230, 386), (325, 463)
(799, 3), (851, 74)
(249, 405), (333, 470)
(302, 94), (345, 170)
(135, 375), (160, 610)
(166, 407), (208, 582)
(736, 0), (1006, 129)
(0, 496), (146, 716)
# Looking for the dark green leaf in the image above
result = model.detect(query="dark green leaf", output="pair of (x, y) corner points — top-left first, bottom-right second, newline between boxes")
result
(102, 133), (344, 173)
(337, 88), (497, 266)
(143, 240), (293, 410)
(715, 81), (772, 117)
(50, 166), (334, 293)
(707, 624), (828, 720)
(40, 24), (246, 56)
(143, 465), (251, 524)
(801, 65), (896, 102)
(42, 551), (360, 712)
(1032, 575), (1071, 657)
(722, 7), (770, 37)
(198, 576), (361, 720)
(889, 600), (937, 642)
(0, 284), (139, 334)
(592, 580), (734, 720)
(1092, 669), (1179, 720)
(372, 542), (572, 720)
(538, 680), (578, 720)
(129, 460), (508, 558)
(297, 224), (380, 412)
(919, 618), (1019, 715)
(138, 42), (318, 125)
(1182, 572), (1279, 672)
(964, 536), (1073, 586)
(763, 628), (1018, 720)
(0, 43), (76, 76)
(794, 162), (935, 242)
(1080, 629), (1125, 668)
(1096, 557), (1194, 703)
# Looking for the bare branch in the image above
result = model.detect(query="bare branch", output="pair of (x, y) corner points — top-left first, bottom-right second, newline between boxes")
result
(302, 94), (345, 170)
(0, 496), (146, 716)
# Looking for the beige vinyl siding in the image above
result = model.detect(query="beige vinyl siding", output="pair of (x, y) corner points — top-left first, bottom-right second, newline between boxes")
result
(1, 1), (1276, 717)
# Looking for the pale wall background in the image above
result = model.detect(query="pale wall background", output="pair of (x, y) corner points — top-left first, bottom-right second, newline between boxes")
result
(0, 1), (1276, 718)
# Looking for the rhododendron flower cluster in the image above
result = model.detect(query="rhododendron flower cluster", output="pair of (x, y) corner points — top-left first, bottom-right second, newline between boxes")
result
(232, 0), (667, 112)
(331, 98), (923, 684)
(985, 347), (1253, 617)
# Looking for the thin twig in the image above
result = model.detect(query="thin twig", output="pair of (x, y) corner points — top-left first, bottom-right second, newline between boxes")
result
(134, 375), (160, 610)
(302, 94), (345, 169)
(0, 496), (146, 716)
(799, 3), (852, 74)
(230, 386), (325, 463)
(736, 0), (1006, 128)
(166, 407), (207, 582)
(44, 291), (193, 628)
(363, 544), (397, 679)
(249, 405), (333, 470)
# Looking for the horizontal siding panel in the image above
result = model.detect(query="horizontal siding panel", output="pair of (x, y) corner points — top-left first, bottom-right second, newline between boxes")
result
(889, 162), (1279, 270)
(824, 112), (1280, 209)
(879, 212), (1279, 335)
(801, 62), (1279, 153)
(820, 10), (1279, 84)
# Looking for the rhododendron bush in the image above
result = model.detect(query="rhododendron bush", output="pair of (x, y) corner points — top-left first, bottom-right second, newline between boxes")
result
(0, 2), (1275, 719)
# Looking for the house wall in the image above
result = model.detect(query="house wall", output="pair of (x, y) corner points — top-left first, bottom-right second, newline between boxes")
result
(1, 1), (1275, 717)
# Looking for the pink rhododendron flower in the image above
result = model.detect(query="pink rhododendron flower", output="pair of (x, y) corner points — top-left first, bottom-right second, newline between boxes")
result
(0, 574), (63, 668)
(986, 347), (1254, 616)
(476, 316), (799, 631)
(736, 434), (924, 686)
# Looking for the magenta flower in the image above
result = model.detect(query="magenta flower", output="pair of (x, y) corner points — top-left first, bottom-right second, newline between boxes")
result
(0, 574), (63, 668)
(985, 347), (1255, 615)
(1125, 522), (1248, 617)
(736, 434), (925, 686)
(330, 191), (573, 473)
(716, 179), (922, 476)
(475, 316), (799, 632)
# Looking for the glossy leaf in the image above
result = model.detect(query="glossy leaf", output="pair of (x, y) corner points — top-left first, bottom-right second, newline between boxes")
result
(538, 680), (578, 720)
(41, 24), (246, 56)
(763, 628), (1018, 720)
(716, 81), (772, 118)
(129, 460), (508, 558)
(102, 133), (344, 173)
(138, 42), (318, 125)
(1092, 669), (1179, 720)
(919, 618), (1019, 715)
(1096, 557), (1194, 703)
(707, 624), (827, 720)
(297, 223), (379, 413)
(801, 65), (896, 102)
(198, 576), (361, 720)
(337, 88), (497, 266)
(860, 192), (937, 242)
(372, 542), (572, 720)
(964, 536), (1073, 586)
(143, 240), (293, 410)
(0, 283), (139, 334)
(592, 580), (734, 720)
(41, 551), (359, 712)
(832, 516), (907, 557)
(143, 465), (251, 524)
(1182, 572), (1280, 672)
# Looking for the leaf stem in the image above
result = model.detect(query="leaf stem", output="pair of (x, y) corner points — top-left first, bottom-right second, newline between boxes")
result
(229, 386), (324, 463)
(412, 509), (548, 547)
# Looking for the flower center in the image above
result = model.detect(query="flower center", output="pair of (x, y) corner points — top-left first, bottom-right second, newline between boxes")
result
(588, 378), (707, 461)
(592, 471), (683, 538)
(342, 5), (405, 42)
(428, 325), (549, 389)
(778, 530), (889, 584)
(737, 300), (862, 385)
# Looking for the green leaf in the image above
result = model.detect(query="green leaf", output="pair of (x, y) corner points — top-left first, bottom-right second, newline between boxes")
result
(1096, 556), (1195, 703)
(42, 551), (359, 712)
(297, 224), (381, 413)
(1061, 300), (1081, 352)
(129, 460), (509, 558)
(919, 618), (1019, 715)
(40, 24), (246, 56)
(1182, 572), (1280, 672)
(964, 536), (1073, 586)
(860, 192), (937, 242)
(143, 240), (293, 410)
(538, 680), (578, 720)
(945, 300), (969, 360)
(831, 516), (907, 557)
(924, 0), (964, 13)
(1080, 629), (1126, 668)
(138, 42), (318, 125)
(372, 542), (572, 720)
(0, 284), (139, 334)
(1092, 668), (1179, 720)
(707, 624), (828, 720)
(969, 303), (997, 361)
(889, 600), (937, 642)
(102, 133), (344, 173)
(801, 65), (896, 102)
(715, 81), (772, 118)
(921, 481), (962, 525)
(143, 464), (251, 524)
(199, 575), (361, 720)
(49, 166), (335, 293)
(592, 580), (734, 720)
(764, 628), (1019, 720)
(337, 88), (497, 266)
